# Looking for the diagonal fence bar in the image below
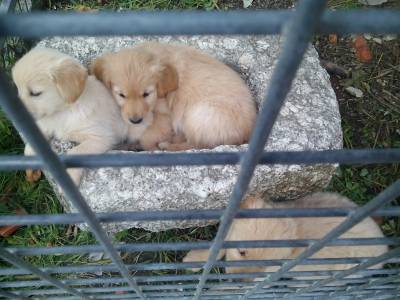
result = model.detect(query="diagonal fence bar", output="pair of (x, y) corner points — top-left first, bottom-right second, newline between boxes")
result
(242, 179), (400, 299)
(0, 247), (93, 299)
(192, 1), (328, 299)
(0, 71), (145, 298)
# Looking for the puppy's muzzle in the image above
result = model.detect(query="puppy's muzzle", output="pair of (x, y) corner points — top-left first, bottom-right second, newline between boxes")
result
(129, 117), (143, 124)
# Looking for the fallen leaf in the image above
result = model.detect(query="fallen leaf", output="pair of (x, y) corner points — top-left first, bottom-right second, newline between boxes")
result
(328, 34), (338, 44)
(26, 169), (42, 183)
(0, 184), (14, 203)
(0, 208), (28, 237)
(353, 35), (373, 63)
(320, 60), (349, 78)
(372, 216), (384, 225)
(243, 0), (253, 8)
(345, 86), (364, 98)
(75, 5), (98, 12)
(383, 34), (397, 41)
(372, 37), (382, 45)
(88, 252), (104, 262)
(358, 0), (387, 5)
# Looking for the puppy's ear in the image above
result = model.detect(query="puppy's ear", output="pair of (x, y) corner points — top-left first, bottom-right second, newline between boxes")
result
(53, 59), (88, 104)
(157, 64), (178, 98)
(90, 54), (112, 89)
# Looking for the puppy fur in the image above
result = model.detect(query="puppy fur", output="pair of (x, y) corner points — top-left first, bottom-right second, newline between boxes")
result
(12, 48), (127, 184)
(91, 42), (257, 151)
(183, 193), (388, 281)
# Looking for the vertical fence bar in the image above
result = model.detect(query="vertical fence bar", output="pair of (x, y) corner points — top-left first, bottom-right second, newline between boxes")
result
(0, 72), (145, 299)
(192, 1), (328, 299)
(242, 179), (400, 299)
(0, 248), (93, 299)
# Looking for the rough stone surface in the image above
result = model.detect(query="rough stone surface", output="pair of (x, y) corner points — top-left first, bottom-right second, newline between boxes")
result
(37, 35), (342, 233)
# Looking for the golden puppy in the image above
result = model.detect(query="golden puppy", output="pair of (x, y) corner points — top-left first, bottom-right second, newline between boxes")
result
(91, 42), (257, 151)
(183, 193), (387, 282)
(12, 48), (127, 185)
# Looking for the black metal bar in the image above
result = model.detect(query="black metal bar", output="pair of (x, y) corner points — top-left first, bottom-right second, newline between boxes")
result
(1, 206), (399, 226)
(242, 180), (400, 299)
(0, 10), (400, 38)
(15, 277), (400, 297)
(0, 63), (145, 299)
(0, 269), (398, 288)
(325, 275), (400, 299)
(0, 0), (16, 14)
(2, 258), (400, 276)
(0, 272), (392, 289)
(0, 3), (399, 300)
(193, 1), (328, 298)
(6, 237), (400, 256)
(17, 283), (400, 298)
(0, 247), (93, 299)
(0, 149), (400, 170)
(0, 289), (29, 300)
(33, 288), (400, 300)
(289, 247), (400, 297)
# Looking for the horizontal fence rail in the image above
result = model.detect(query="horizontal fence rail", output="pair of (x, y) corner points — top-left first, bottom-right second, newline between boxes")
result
(1, 10), (400, 37)
(0, 0), (400, 299)
(1, 206), (400, 226)
(5, 237), (400, 256)
(1, 149), (400, 170)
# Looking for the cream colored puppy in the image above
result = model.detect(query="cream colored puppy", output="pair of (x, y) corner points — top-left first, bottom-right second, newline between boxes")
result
(183, 193), (387, 281)
(91, 42), (257, 151)
(12, 48), (127, 185)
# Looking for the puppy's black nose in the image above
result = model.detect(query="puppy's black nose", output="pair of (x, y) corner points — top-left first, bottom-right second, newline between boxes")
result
(129, 117), (143, 124)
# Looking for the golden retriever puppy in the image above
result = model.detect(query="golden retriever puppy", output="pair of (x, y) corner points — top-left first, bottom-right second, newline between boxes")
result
(183, 193), (387, 282)
(12, 48), (127, 185)
(91, 42), (257, 151)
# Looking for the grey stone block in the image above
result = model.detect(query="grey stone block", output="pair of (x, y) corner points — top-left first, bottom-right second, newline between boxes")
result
(37, 35), (342, 233)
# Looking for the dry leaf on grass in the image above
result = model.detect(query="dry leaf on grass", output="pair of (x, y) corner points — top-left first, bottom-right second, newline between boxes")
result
(75, 5), (98, 12)
(0, 208), (28, 237)
(328, 34), (338, 44)
(353, 35), (373, 63)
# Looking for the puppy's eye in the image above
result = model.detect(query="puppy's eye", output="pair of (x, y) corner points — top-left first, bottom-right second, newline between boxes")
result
(142, 92), (150, 98)
(119, 93), (126, 98)
(30, 91), (42, 97)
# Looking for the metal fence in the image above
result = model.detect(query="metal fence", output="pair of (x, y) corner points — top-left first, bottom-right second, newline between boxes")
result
(0, 0), (400, 299)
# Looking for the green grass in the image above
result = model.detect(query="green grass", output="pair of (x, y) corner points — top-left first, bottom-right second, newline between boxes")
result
(0, 0), (399, 291)
(48, 0), (219, 10)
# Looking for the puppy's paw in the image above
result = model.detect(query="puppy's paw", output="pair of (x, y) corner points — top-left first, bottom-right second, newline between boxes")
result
(182, 250), (208, 272)
(67, 168), (83, 186)
(158, 142), (171, 150)
(26, 169), (42, 183)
